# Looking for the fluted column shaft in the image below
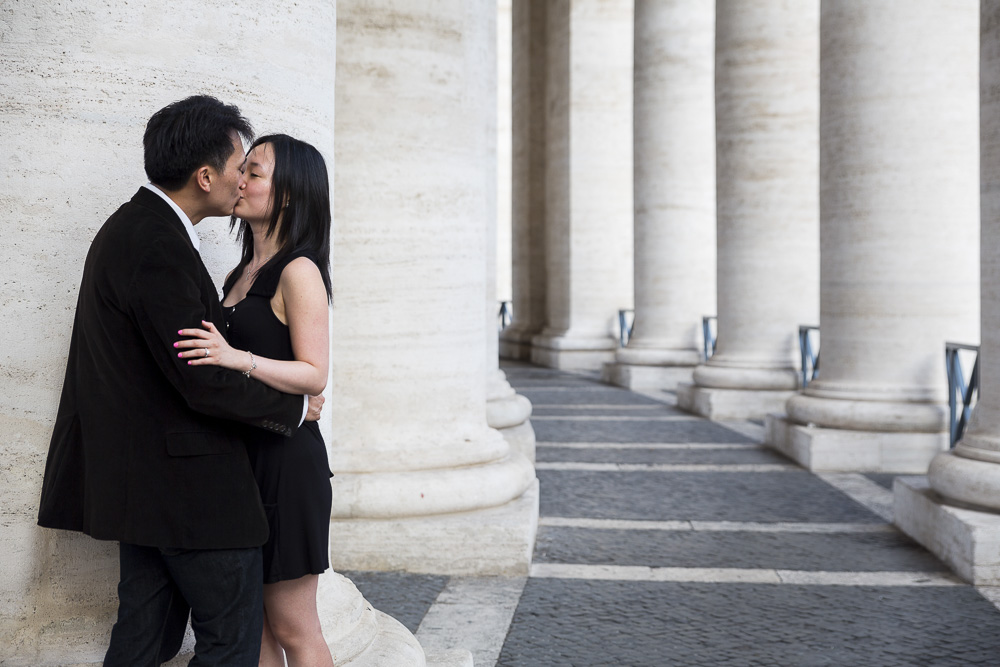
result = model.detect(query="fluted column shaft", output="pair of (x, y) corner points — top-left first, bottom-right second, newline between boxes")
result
(332, 0), (537, 573)
(930, 2), (1000, 509)
(679, 0), (819, 419)
(529, 0), (634, 371)
(607, 0), (715, 390)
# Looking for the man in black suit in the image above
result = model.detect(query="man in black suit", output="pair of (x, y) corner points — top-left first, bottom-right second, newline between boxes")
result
(37, 96), (317, 666)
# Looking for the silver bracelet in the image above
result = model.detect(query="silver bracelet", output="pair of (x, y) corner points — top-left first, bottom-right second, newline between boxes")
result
(243, 351), (257, 377)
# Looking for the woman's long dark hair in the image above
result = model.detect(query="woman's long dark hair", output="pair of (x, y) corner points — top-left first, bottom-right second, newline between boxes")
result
(228, 133), (332, 301)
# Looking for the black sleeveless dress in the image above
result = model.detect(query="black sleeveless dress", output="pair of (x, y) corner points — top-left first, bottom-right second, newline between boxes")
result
(222, 252), (332, 584)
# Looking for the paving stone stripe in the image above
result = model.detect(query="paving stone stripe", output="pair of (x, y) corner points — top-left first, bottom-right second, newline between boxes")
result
(529, 563), (962, 586)
(538, 517), (895, 533)
(535, 442), (760, 449)
(512, 385), (626, 391)
(531, 404), (669, 410)
(535, 462), (802, 473)
(531, 415), (700, 422)
(415, 577), (527, 667)
(817, 472), (895, 522)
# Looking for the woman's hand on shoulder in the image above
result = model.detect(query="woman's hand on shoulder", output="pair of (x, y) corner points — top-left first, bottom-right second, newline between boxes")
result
(174, 320), (252, 373)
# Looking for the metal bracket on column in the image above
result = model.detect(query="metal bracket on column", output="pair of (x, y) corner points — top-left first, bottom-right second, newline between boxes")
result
(798, 325), (820, 388)
(702, 316), (717, 361)
(618, 309), (635, 347)
(946, 342), (980, 447)
(498, 301), (513, 332)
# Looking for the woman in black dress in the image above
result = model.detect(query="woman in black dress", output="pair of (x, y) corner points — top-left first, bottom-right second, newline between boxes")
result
(175, 134), (334, 667)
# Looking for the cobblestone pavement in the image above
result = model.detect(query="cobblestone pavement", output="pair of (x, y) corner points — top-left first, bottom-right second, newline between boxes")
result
(346, 362), (1000, 666)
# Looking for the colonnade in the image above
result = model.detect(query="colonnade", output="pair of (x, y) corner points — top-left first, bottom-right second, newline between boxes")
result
(500, 0), (999, 583)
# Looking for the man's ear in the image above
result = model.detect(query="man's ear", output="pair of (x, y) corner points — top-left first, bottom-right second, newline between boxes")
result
(195, 166), (213, 193)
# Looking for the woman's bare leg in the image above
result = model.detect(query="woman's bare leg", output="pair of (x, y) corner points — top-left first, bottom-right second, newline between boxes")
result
(258, 608), (285, 667)
(263, 575), (333, 667)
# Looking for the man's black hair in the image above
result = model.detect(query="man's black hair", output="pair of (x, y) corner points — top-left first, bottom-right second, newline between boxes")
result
(143, 95), (254, 190)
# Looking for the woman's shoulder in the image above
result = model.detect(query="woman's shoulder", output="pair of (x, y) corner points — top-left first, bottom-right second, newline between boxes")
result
(277, 255), (324, 294)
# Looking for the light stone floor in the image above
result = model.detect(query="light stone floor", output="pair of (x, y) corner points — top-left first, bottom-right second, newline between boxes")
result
(344, 361), (1000, 666)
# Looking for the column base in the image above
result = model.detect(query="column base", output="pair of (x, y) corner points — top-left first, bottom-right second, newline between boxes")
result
(676, 383), (796, 420)
(497, 420), (536, 463)
(894, 476), (1000, 585)
(601, 362), (694, 390)
(530, 346), (617, 371)
(765, 414), (948, 473)
(487, 391), (532, 430)
(331, 478), (539, 576)
(530, 333), (618, 371)
(18, 572), (430, 667)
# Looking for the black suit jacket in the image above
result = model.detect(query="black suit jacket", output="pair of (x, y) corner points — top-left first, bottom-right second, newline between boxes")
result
(37, 188), (304, 550)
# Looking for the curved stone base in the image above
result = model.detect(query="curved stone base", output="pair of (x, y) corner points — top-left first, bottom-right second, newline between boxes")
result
(677, 383), (796, 421)
(332, 453), (536, 519)
(497, 420), (536, 463)
(786, 393), (947, 433)
(692, 362), (799, 391)
(601, 361), (694, 390)
(895, 476), (1000, 585)
(487, 392), (533, 430)
(331, 478), (539, 575)
(25, 571), (429, 667)
(766, 414), (948, 473)
(928, 450), (1000, 513)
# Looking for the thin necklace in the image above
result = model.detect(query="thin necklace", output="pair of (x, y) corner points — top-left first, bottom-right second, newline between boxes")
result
(246, 253), (274, 281)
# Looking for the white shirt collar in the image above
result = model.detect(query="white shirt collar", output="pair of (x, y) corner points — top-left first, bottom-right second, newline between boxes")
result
(142, 183), (200, 252)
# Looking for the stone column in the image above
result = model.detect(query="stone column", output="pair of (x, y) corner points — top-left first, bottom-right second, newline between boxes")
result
(500, 0), (549, 361)
(896, 2), (999, 585)
(497, 0), (514, 307)
(529, 0), (634, 371)
(604, 0), (716, 391)
(332, 0), (538, 575)
(677, 0), (819, 419)
(767, 1), (979, 473)
(489, 0), (536, 462)
(0, 2), (428, 665)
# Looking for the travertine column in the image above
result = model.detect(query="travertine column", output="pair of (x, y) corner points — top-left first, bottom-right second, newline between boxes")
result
(529, 0), (634, 371)
(0, 2), (427, 665)
(489, 0), (536, 462)
(677, 0), (819, 419)
(895, 1), (999, 585)
(604, 0), (716, 391)
(500, 0), (549, 360)
(768, 1), (979, 473)
(332, 0), (538, 575)
(497, 0), (514, 306)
